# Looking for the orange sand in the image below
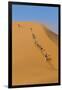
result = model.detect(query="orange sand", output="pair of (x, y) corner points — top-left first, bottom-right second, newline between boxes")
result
(12, 22), (58, 85)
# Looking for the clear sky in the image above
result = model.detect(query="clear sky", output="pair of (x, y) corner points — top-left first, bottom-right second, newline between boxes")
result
(12, 5), (59, 34)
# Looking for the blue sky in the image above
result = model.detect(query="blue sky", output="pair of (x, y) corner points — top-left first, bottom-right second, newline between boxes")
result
(12, 5), (59, 34)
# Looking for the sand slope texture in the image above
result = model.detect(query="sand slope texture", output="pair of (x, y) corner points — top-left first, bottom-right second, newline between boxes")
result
(12, 22), (58, 85)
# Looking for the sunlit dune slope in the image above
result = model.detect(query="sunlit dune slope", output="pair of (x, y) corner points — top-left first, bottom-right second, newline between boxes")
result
(12, 22), (58, 85)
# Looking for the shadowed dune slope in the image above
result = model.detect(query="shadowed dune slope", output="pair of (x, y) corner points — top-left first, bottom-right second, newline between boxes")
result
(12, 22), (58, 85)
(42, 25), (58, 45)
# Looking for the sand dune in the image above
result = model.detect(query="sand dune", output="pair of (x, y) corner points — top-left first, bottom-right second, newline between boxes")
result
(12, 22), (58, 85)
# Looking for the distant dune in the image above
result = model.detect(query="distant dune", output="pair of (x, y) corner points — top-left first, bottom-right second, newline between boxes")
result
(12, 22), (58, 85)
